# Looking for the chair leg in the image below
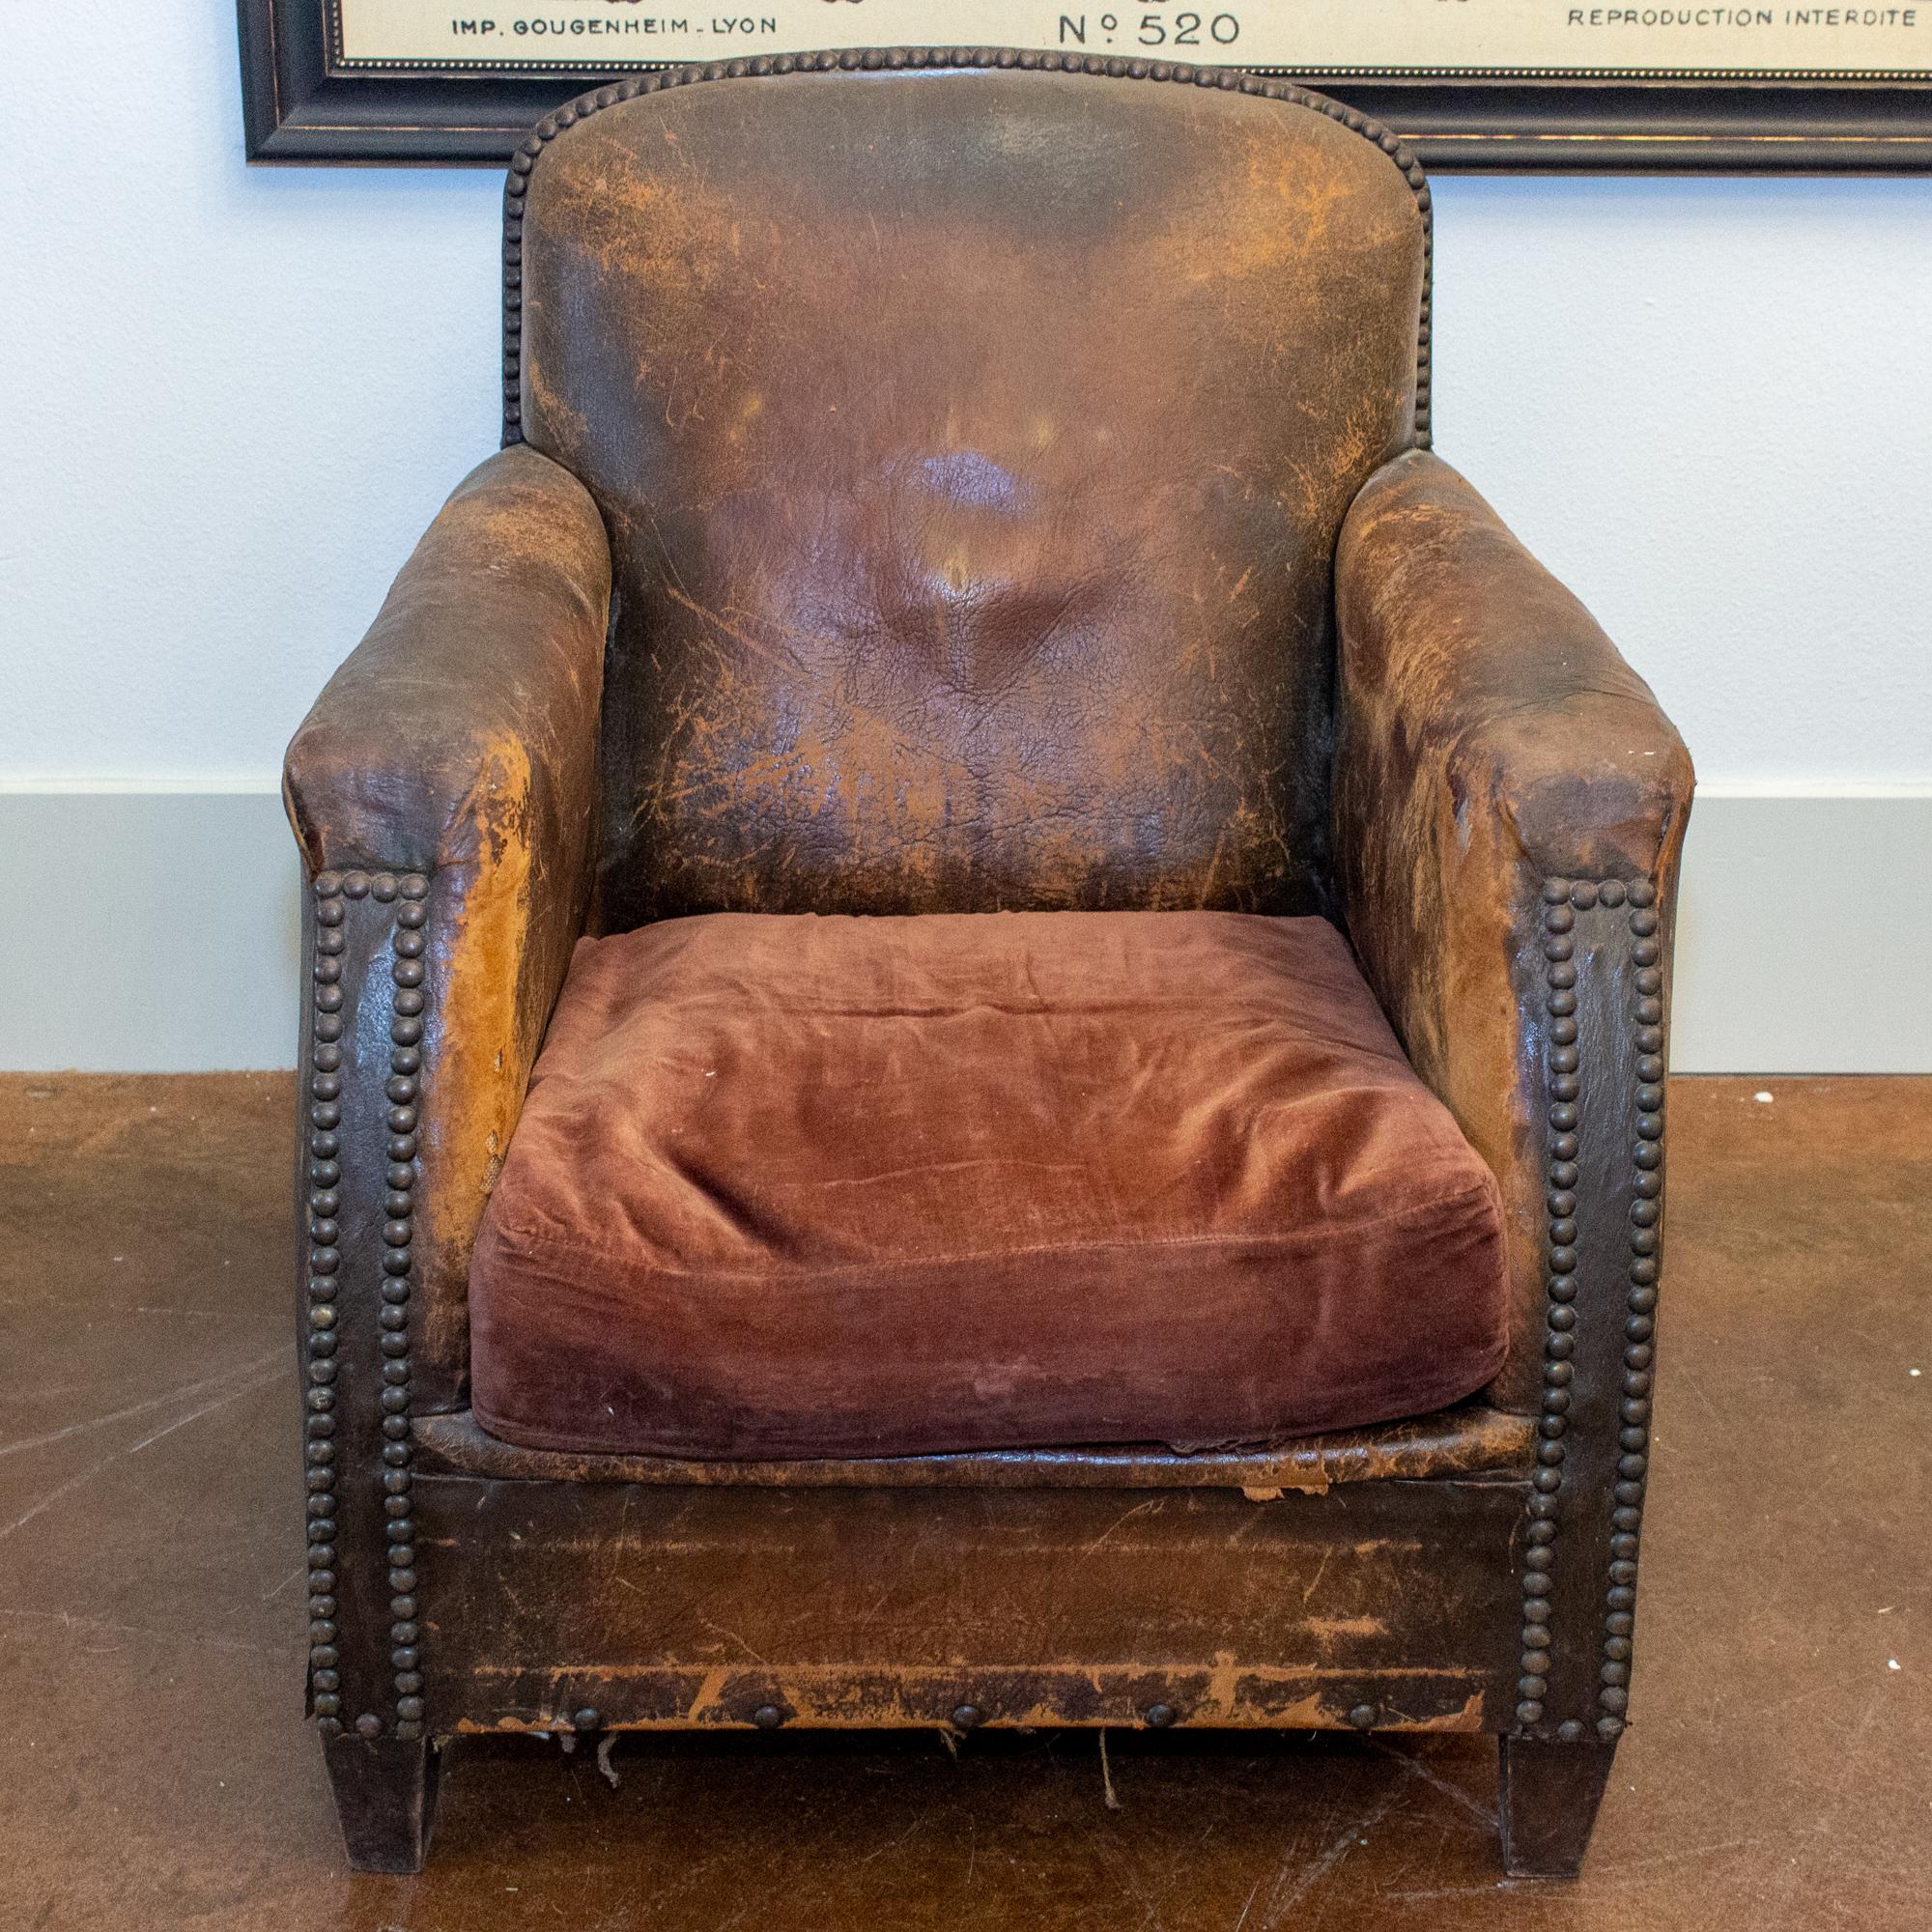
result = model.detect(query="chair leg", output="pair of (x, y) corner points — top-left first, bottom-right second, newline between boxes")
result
(1496, 1735), (1618, 1878)
(321, 1729), (440, 1873)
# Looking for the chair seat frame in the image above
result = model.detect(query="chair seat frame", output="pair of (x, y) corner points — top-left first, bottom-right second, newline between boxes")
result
(299, 867), (1665, 1876)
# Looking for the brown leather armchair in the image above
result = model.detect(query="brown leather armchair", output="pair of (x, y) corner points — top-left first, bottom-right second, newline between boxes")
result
(283, 49), (1691, 1878)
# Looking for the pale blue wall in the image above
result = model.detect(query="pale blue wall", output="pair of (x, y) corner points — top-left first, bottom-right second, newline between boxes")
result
(5, 9), (1928, 784)
(3, 10), (1929, 1070)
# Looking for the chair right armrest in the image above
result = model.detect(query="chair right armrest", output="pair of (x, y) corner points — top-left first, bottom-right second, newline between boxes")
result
(284, 443), (611, 1409)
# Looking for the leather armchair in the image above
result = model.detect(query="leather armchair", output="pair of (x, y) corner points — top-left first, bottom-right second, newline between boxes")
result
(283, 49), (1691, 1878)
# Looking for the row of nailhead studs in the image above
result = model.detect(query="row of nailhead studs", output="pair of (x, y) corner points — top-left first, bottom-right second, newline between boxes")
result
(1516, 876), (1661, 1739)
(498, 48), (1434, 448)
(305, 877), (349, 1733)
(560, 1695), (1409, 1732)
(1600, 886), (1666, 1740)
(304, 868), (432, 1746)
(562, 1697), (1185, 1733)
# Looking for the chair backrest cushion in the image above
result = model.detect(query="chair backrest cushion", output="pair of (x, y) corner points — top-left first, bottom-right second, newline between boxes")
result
(511, 58), (1428, 922)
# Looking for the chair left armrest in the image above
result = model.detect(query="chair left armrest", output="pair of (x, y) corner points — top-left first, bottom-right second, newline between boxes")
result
(1333, 448), (1693, 1746)
(1333, 447), (1694, 1413)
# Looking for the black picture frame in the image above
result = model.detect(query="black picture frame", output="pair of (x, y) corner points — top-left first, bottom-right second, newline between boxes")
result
(239, 0), (1932, 169)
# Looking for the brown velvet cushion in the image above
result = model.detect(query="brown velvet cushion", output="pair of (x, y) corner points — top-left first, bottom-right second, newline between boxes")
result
(469, 911), (1507, 1458)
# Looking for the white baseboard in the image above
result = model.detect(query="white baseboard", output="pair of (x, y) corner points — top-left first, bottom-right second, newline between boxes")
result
(1, 786), (1925, 1073)
(0, 789), (304, 1072)
(1669, 787), (1931, 1073)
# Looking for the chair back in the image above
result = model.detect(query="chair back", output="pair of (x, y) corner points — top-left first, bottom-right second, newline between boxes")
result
(510, 57), (1429, 921)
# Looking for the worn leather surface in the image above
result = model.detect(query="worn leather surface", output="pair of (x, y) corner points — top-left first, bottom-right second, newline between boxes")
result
(283, 446), (611, 1403)
(468, 910), (1508, 1458)
(515, 68), (1425, 924)
(1332, 451), (1694, 1412)
(415, 1401), (1536, 1490)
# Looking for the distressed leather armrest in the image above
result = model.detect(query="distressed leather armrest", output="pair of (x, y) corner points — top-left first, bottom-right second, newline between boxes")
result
(284, 445), (611, 1406)
(1333, 450), (1693, 1412)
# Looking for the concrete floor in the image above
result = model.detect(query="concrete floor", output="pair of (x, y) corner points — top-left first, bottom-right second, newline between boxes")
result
(1, 1072), (1925, 1931)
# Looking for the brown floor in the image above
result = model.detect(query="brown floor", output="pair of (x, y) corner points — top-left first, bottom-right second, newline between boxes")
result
(0, 1073), (1926, 1931)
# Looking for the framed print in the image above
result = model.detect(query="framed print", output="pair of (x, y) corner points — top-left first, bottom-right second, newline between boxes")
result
(239, 0), (1932, 166)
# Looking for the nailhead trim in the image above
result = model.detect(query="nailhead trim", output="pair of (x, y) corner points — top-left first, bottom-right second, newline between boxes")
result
(304, 874), (348, 1735)
(499, 47), (1434, 448)
(1517, 875), (1662, 1741)
(1514, 876), (1577, 1731)
(1601, 875), (1662, 1741)
(304, 867), (432, 1746)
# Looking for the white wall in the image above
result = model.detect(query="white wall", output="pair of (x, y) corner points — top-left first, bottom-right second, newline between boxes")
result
(1, 9), (502, 787)
(3, 7), (1929, 1067)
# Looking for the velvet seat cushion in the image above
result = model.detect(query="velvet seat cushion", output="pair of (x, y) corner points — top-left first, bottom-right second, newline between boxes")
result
(469, 911), (1509, 1459)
